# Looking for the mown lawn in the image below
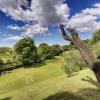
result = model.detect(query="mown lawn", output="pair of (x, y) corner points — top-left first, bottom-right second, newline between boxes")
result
(0, 56), (99, 100)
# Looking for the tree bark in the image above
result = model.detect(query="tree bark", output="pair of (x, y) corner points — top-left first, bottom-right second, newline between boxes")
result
(60, 25), (100, 85)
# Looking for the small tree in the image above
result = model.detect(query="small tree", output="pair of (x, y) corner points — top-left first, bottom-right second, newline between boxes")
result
(50, 44), (62, 56)
(37, 43), (53, 60)
(62, 50), (86, 76)
(62, 44), (76, 52)
(14, 37), (37, 66)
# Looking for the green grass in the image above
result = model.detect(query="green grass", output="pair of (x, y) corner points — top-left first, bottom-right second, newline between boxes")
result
(0, 56), (99, 100)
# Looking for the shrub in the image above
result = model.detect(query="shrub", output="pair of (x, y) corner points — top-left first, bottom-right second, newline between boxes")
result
(92, 41), (100, 58)
(37, 43), (54, 60)
(45, 54), (54, 59)
(6, 59), (12, 64)
(50, 44), (62, 56)
(62, 50), (86, 76)
(33, 53), (42, 63)
(0, 59), (4, 69)
(90, 30), (100, 45)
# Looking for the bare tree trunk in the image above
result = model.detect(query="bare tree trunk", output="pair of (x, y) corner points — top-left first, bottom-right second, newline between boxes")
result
(70, 33), (95, 68)
(60, 25), (100, 85)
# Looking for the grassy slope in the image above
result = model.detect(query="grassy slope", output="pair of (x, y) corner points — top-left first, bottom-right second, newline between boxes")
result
(0, 57), (99, 100)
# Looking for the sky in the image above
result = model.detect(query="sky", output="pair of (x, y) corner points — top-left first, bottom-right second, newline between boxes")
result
(0, 0), (100, 47)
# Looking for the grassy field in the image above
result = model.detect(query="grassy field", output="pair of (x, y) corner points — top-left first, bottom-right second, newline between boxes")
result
(0, 56), (99, 100)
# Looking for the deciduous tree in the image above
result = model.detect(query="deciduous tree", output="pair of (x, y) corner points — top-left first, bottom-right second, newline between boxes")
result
(14, 37), (37, 66)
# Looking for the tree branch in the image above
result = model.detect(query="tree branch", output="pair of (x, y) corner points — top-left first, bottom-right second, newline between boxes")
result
(67, 26), (78, 39)
(60, 25), (71, 41)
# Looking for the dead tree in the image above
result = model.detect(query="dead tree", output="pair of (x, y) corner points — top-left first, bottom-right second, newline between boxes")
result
(60, 25), (100, 85)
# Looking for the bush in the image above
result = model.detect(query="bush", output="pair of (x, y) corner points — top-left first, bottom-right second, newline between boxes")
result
(90, 30), (100, 45)
(0, 59), (4, 69)
(6, 59), (12, 64)
(62, 50), (86, 76)
(37, 43), (54, 60)
(92, 42), (100, 58)
(45, 54), (54, 59)
(50, 44), (62, 56)
(33, 54), (42, 63)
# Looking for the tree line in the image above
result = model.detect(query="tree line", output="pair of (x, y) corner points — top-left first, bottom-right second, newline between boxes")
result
(0, 37), (75, 69)
(0, 29), (99, 80)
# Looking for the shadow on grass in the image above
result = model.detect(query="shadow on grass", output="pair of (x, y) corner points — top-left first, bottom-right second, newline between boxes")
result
(24, 57), (59, 69)
(44, 77), (100, 100)
(43, 92), (84, 100)
(67, 73), (79, 77)
(81, 76), (99, 88)
(43, 89), (100, 100)
(77, 76), (100, 99)
(24, 61), (46, 68)
(2, 77), (100, 100)
(78, 88), (100, 100)
(0, 64), (22, 75)
(1, 97), (11, 100)
(0, 71), (12, 76)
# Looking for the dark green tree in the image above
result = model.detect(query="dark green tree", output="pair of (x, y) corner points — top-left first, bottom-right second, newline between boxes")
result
(50, 44), (62, 56)
(14, 37), (37, 66)
(37, 43), (53, 60)
(62, 45), (69, 52)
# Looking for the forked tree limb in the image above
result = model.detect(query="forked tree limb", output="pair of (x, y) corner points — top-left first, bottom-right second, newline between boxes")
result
(60, 25), (95, 68)
(60, 25), (100, 85)
(60, 25), (71, 41)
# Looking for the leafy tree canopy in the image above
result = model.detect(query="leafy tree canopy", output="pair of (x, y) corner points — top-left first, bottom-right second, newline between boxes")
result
(50, 44), (62, 56)
(37, 43), (53, 59)
(91, 29), (100, 44)
(14, 37), (37, 65)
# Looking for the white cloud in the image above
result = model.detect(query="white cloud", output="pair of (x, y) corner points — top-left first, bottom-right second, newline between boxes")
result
(3, 36), (22, 41)
(22, 24), (48, 37)
(0, 0), (100, 38)
(0, 0), (33, 21)
(30, 0), (69, 27)
(7, 23), (49, 38)
(1, 0), (69, 37)
(82, 3), (100, 17)
(68, 3), (100, 33)
(7, 25), (23, 31)
(0, 0), (69, 24)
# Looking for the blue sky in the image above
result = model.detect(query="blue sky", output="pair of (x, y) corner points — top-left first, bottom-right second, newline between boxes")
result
(0, 0), (100, 47)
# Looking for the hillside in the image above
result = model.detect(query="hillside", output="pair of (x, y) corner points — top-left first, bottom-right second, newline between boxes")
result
(0, 57), (99, 100)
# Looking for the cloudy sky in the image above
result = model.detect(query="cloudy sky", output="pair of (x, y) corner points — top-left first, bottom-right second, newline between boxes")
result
(0, 0), (100, 47)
